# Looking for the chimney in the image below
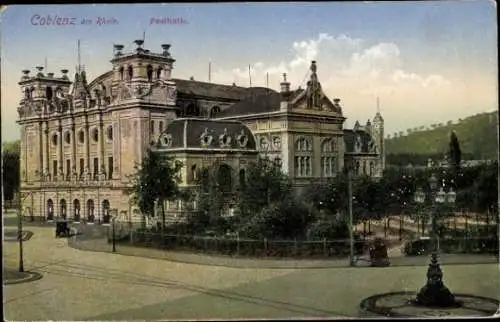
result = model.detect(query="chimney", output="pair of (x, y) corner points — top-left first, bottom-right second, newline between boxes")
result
(134, 39), (144, 52)
(61, 69), (69, 80)
(36, 66), (44, 77)
(113, 44), (124, 57)
(21, 70), (30, 80)
(161, 44), (171, 57)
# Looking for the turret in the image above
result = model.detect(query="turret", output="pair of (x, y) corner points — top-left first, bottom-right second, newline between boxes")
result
(280, 73), (291, 111)
(108, 40), (177, 106)
(110, 41), (176, 85)
(17, 66), (72, 118)
(372, 110), (385, 174)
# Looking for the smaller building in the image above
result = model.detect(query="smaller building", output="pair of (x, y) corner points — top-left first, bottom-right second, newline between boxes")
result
(154, 118), (259, 223)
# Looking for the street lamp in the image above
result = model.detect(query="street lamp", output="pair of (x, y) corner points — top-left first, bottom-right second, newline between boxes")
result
(111, 209), (117, 253)
(18, 191), (33, 272)
(413, 174), (458, 307)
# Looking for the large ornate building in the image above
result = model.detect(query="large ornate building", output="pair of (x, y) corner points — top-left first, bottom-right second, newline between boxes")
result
(16, 40), (385, 224)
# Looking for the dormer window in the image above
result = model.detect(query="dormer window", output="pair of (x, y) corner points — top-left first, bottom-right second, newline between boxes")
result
(147, 65), (153, 82)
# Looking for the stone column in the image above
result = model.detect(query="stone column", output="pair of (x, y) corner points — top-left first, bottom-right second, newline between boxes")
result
(43, 121), (49, 179)
(84, 115), (91, 179)
(58, 120), (63, 180)
(99, 117), (105, 180)
(38, 121), (43, 179)
(71, 119), (77, 179)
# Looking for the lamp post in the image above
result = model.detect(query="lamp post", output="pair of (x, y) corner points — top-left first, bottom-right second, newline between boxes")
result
(111, 210), (117, 253)
(18, 191), (33, 272)
(347, 168), (355, 266)
(413, 173), (458, 307)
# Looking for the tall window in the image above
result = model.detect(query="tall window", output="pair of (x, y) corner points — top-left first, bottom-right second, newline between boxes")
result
(150, 120), (155, 135)
(79, 158), (84, 177)
(119, 66), (124, 80)
(321, 138), (337, 177)
(363, 161), (367, 175)
(127, 65), (133, 80)
(93, 157), (99, 180)
(294, 137), (312, 177)
(369, 162), (375, 176)
(53, 160), (58, 178)
(147, 65), (153, 82)
(159, 121), (164, 133)
(108, 156), (113, 180)
(66, 159), (71, 181)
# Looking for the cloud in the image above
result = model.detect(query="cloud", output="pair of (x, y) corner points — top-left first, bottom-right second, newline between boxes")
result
(212, 33), (450, 98)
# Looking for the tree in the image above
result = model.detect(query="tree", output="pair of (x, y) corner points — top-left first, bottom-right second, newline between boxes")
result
(448, 130), (462, 173)
(190, 167), (228, 234)
(304, 172), (350, 217)
(240, 196), (313, 239)
(237, 157), (292, 220)
(127, 149), (184, 229)
(2, 140), (20, 201)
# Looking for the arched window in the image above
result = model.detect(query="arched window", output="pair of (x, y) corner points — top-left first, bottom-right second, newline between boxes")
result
(191, 164), (197, 182)
(64, 131), (71, 144)
(150, 120), (155, 134)
(47, 199), (54, 220)
(52, 133), (58, 146)
(159, 121), (164, 132)
(60, 199), (67, 219)
(369, 162), (375, 176)
(217, 164), (232, 193)
(118, 66), (124, 80)
(363, 161), (367, 174)
(91, 128), (99, 142)
(356, 161), (361, 175)
(78, 130), (85, 144)
(106, 125), (113, 141)
(210, 106), (221, 118)
(239, 169), (246, 188)
(87, 199), (95, 222)
(127, 65), (133, 80)
(73, 199), (81, 221)
(295, 137), (312, 177)
(102, 200), (111, 224)
(147, 65), (153, 82)
(185, 103), (200, 117)
(46, 86), (53, 100)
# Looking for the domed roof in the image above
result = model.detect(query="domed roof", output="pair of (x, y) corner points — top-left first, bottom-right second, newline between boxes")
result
(157, 118), (257, 151)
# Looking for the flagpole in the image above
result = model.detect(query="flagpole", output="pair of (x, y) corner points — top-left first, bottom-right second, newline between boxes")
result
(248, 65), (252, 87)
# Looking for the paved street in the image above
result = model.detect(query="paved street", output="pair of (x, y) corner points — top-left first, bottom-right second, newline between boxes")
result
(3, 223), (499, 320)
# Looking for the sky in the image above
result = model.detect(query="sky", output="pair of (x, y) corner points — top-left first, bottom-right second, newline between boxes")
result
(1, 1), (497, 141)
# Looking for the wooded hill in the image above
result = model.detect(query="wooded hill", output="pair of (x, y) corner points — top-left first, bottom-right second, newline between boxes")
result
(385, 111), (498, 164)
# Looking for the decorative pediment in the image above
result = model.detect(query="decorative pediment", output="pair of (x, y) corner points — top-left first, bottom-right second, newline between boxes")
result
(291, 86), (336, 111)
